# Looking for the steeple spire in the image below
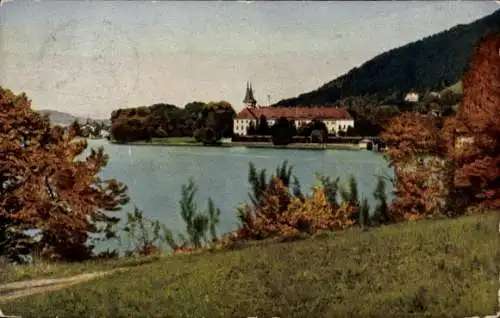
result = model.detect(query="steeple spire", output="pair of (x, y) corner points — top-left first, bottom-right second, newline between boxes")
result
(243, 81), (257, 108)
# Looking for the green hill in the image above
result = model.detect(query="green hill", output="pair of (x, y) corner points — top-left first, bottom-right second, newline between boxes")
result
(273, 9), (499, 107)
(441, 80), (463, 95)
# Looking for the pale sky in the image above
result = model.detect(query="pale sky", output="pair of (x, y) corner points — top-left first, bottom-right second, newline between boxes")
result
(1, 1), (499, 119)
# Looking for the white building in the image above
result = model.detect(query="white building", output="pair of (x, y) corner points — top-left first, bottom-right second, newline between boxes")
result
(404, 92), (420, 102)
(233, 106), (354, 136)
(101, 130), (110, 139)
(234, 82), (354, 136)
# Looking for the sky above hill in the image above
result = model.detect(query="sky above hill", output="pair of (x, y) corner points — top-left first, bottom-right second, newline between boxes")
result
(1, 1), (499, 119)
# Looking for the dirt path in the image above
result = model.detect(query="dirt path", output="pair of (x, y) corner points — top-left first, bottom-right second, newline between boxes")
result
(0, 268), (124, 302)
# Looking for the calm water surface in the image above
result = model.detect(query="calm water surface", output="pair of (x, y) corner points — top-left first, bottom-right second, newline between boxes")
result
(83, 140), (394, 250)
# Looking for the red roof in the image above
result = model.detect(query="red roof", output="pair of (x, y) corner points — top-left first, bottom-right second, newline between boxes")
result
(236, 106), (352, 121)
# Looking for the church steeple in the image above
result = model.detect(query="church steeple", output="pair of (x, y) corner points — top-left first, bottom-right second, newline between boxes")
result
(243, 81), (257, 108)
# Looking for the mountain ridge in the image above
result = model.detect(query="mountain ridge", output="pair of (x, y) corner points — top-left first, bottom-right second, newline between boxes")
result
(273, 9), (500, 107)
(36, 109), (111, 127)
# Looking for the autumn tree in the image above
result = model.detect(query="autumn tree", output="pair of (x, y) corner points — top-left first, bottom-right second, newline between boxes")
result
(448, 31), (500, 210)
(0, 87), (130, 262)
(381, 112), (451, 220)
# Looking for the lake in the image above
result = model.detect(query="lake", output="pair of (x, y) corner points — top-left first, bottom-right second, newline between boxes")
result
(82, 139), (394, 251)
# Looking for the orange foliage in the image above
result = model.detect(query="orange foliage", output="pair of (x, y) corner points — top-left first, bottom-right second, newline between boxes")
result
(386, 160), (450, 221)
(286, 186), (356, 231)
(451, 31), (500, 209)
(0, 87), (129, 261)
(381, 112), (452, 220)
(381, 31), (500, 216)
(235, 177), (357, 240)
(381, 112), (445, 165)
(172, 246), (195, 255)
(245, 177), (293, 239)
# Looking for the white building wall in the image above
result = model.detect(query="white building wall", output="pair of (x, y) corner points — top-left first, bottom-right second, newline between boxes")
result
(404, 93), (420, 102)
(233, 118), (354, 136)
(233, 119), (258, 135)
(333, 119), (355, 134)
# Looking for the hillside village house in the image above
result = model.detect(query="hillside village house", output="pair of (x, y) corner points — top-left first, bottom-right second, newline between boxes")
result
(81, 123), (95, 136)
(404, 91), (420, 102)
(233, 83), (355, 136)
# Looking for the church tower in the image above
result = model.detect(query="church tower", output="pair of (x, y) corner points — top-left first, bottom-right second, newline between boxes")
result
(243, 82), (257, 108)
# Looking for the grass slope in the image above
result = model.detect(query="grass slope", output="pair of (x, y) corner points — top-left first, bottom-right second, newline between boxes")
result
(440, 80), (463, 112)
(442, 80), (463, 95)
(2, 213), (499, 317)
(0, 255), (165, 284)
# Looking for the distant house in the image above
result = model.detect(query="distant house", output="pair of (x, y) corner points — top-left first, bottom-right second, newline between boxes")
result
(101, 130), (110, 139)
(404, 92), (420, 102)
(429, 91), (441, 99)
(81, 124), (95, 135)
(234, 82), (354, 136)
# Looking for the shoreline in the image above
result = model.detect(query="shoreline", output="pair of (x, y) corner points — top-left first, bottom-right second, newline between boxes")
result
(107, 140), (366, 151)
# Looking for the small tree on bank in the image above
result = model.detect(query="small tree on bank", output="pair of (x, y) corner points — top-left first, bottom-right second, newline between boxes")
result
(161, 178), (221, 251)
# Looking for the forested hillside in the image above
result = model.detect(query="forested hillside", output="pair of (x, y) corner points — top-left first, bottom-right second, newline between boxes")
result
(273, 9), (500, 107)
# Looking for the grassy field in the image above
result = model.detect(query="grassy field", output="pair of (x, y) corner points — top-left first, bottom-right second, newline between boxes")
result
(0, 255), (165, 284)
(441, 80), (463, 94)
(1, 212), (499, 317)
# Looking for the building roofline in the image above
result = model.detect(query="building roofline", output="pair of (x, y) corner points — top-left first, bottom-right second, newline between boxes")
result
(235, 106), (353, 120)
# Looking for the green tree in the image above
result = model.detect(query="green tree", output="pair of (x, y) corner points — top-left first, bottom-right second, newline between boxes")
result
(162, 179), (221, 250)
(257, 115), (270, 135)
(271, 117), (294, 145)
(345, 126), (357, 137)
(373, 176), (389, 224)
(311, 129), (325, 143)
(247, 121), (257, 135)
(340, 175), (359, 207)
(359, 197), (371, 226)
(247, 160), (302, 209)
(238, 161), (303, 228)
(122, 206), (161, 256)
(315, 173), (340, 208)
